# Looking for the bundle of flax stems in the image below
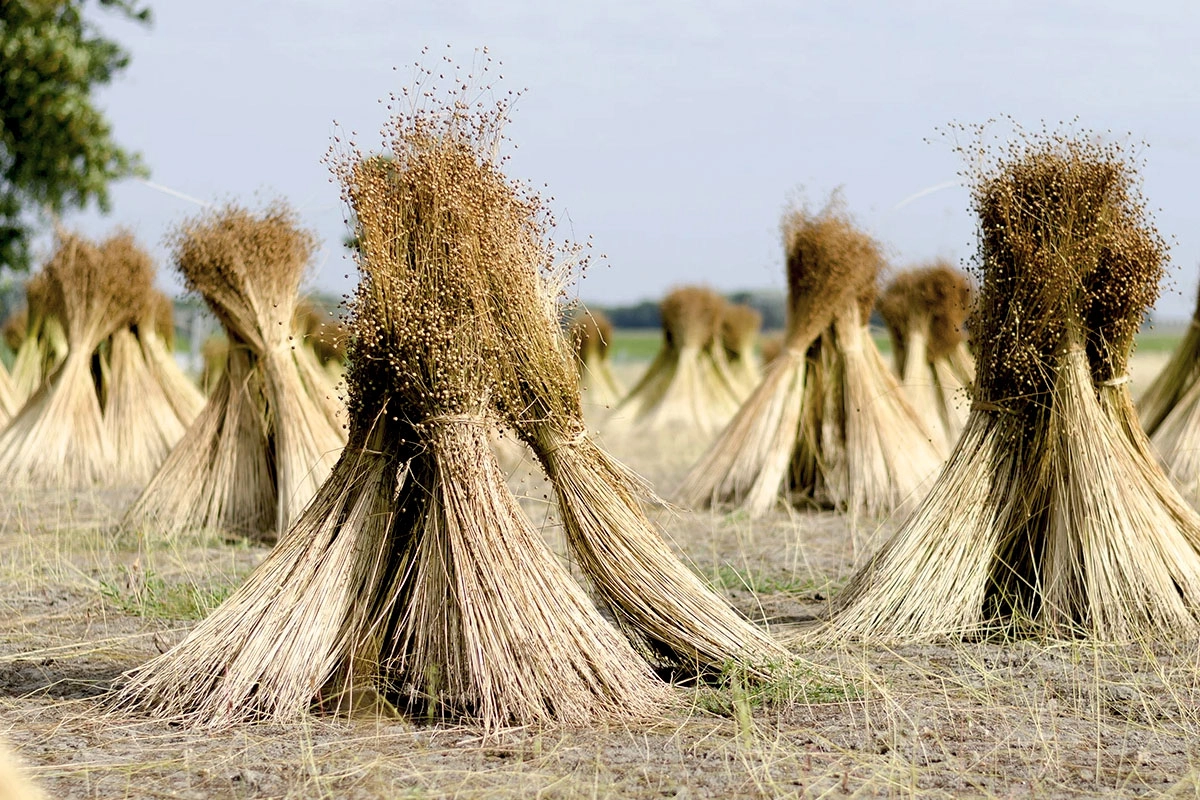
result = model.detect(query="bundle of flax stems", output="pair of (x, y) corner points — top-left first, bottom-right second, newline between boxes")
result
(678, 202), (911, 517)
(123, 203), (345, 539)
(139, 290), (205, 426)
(0, 231), (151, 487)
(878, 262), (975, 450)
(199, 335), (228, 394)
(1139, 287), (1200, 437)
(612, 286), (742, 437)
(823, 132), (1200, 642)
(116, 90), (671, 728)
(99, 243), (197, 486)
(795, 278), (946, 519)
(0, 348), (17, 425)
(1134, 288), (1200, 507)
(7, 273), (68, 406)
(719, 302), (763, 397)
(570, 308), (623, 411)
(474, 200), (786, 677)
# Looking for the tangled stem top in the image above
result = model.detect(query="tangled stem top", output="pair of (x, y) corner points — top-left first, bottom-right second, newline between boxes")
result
(966, 130), (1164, 408)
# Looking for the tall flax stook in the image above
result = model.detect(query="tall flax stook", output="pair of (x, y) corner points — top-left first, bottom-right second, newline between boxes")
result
(0, 231), (151, 487)
(116, 91), (668, 728)
(878, 263), (975, 453)
(122, 204), (346, 539)
(612, 286), (743, 437)
(677, 202), (885, 517)
(823, 131), (1200, 642)
(800, 276), (945, 520)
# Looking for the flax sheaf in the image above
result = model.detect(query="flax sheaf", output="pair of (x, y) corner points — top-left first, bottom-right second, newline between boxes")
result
(611, 286), (743, 437)
(822, 130), (1200, 642)
(117, 79), (669, 728)
(0, 231), (152, 487)
(878, 262), (975, 451)
(122, 203), (346, 540)
(677, 200), (934, 518)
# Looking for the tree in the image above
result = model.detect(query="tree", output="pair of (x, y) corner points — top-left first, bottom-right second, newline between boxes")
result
(0, 0), (150, 272)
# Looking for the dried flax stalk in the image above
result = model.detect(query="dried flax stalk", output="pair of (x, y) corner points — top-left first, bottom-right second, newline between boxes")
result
(116, 412), (399, 724)
(1138, 288), (1200, 508)
(1138, 289), (1200, 437)
(139, 292), (205, 426)
(124, 343), (275, 536)
(103, 327), (188, 485)
(120, 86), (668, 727)
(0, 362), (17, 424)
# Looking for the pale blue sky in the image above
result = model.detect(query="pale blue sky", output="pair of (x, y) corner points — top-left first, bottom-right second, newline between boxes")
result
(73, 1), (1200, 319)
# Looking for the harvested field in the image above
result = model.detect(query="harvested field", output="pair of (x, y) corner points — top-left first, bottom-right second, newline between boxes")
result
(2, 345), (1199, 798)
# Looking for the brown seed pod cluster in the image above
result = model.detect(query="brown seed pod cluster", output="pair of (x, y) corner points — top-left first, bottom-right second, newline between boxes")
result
(879, 262), (973, 368)
(144, 290), (177, 348)
(876, 261), (975, 452)
(783, 199), (883, 346)
(660, 286), (724, 350)
(2, 307), (26, 353)
(720, 303), (762, 363)
(970, 134), (1163, 409)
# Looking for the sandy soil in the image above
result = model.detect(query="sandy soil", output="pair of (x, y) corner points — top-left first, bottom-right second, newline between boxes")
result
(3, 353), (1200, 799)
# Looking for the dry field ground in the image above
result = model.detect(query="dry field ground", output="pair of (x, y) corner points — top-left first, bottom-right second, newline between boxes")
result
(2, 342), (1200, 799)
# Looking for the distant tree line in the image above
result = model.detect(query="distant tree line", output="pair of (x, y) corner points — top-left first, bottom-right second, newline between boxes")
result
(589, 289), (788, 330)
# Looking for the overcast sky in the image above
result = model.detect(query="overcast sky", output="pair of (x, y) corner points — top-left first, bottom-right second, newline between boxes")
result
(72, 0), (1200, 319)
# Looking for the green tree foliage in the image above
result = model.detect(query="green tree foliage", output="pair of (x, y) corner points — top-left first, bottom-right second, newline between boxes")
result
(0, 0), (150, 272)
